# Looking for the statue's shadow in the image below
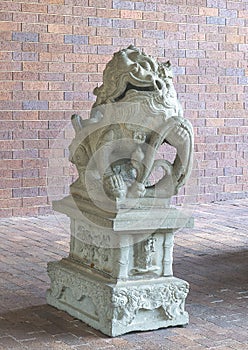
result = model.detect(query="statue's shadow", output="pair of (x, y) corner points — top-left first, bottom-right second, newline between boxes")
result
(0, 303), (107, 344)
(175, 249), (248, 321)
(175, 248), (248, 289)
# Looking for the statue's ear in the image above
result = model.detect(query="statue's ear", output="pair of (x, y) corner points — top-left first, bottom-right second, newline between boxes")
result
(165, 60), (171, 68)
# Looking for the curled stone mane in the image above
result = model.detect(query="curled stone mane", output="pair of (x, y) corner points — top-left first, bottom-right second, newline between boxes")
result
(93, 45), (182, 120)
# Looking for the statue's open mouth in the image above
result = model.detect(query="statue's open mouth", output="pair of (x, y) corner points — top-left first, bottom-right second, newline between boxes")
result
(115, 83), (156, 102)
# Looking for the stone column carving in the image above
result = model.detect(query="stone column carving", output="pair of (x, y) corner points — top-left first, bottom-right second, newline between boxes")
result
(162, 231), (174, 276)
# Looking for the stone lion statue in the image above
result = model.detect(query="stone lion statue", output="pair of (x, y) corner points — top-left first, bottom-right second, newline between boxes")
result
(69, 45), (194, 202)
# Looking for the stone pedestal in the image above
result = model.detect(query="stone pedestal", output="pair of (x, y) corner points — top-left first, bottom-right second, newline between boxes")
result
(46, 195), (193, 337)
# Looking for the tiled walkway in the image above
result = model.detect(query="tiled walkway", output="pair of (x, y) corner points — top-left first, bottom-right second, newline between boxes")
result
(0, 199), (248, 349)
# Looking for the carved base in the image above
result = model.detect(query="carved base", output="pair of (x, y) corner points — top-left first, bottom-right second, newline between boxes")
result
(46, 258), (189, 337)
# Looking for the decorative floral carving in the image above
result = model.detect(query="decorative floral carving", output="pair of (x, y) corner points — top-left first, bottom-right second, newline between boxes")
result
(112, 281), (189, 326)
(47, 262), (112, 323)
(75, 224), (112, 248)
(78, 243), (113, 272)
(47, 261), (189, 335)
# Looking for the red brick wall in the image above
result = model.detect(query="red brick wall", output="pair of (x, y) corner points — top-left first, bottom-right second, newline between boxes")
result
(0, 0), (247, 217)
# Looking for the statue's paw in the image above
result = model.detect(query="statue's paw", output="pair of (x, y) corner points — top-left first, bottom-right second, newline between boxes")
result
(176, 124), (189, 142)
(128, 182), (146, 198)
(166, 122), (190, 146)
(104, 174), (127, 200)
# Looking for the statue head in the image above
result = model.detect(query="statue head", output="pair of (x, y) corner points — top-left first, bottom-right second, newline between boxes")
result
(93, 45), (176, 108)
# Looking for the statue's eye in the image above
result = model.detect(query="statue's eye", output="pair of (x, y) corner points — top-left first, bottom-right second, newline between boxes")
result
(140, 61), (151, 70)
(129, 52), (139, 61)
(155, 80), (162, 90)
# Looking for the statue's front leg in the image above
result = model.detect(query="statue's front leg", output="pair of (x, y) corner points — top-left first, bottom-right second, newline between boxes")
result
(96, 130), (129, 200)
(165, 117), (194, 190)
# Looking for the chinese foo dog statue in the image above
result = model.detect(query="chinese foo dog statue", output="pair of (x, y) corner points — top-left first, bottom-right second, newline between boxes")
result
(69, 45), (194, 203)
(47, 46), (194, 337)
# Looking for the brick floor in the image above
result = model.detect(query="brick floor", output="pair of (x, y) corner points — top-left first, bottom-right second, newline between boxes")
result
(0, 199), (247, 349)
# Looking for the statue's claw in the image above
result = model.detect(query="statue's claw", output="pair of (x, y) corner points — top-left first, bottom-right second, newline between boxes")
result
(103, 174), (127, 200)
(128, 182), (146, 198)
